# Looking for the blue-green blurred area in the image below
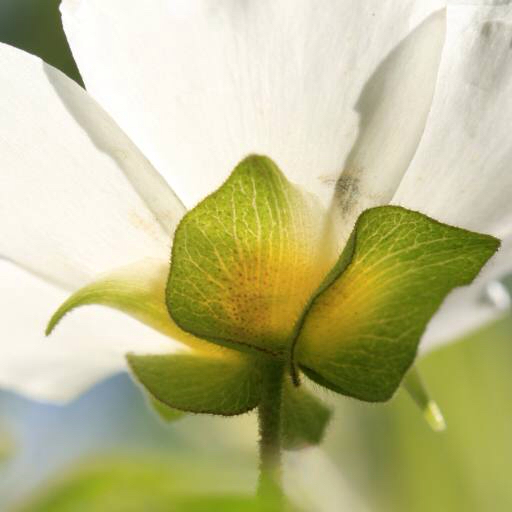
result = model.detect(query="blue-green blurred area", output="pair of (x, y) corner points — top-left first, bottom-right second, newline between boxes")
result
(1, 319), (511, 512)
(1, 1), (512, 510)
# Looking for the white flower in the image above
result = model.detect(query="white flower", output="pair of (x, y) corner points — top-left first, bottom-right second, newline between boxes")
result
(0, 0), (511, 403)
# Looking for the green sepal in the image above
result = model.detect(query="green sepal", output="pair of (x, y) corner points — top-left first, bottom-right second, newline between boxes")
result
(402, 367), (446, 432)
(127, 350), (261, 416)
(45, 259), (207, 351)
(294, 206), (500, 402)
(167, 154), (333, 356)
(147, 395), (185, 423)
(281, 379), (332, 450)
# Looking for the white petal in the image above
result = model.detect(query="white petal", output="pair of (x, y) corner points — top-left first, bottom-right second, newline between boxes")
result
(61, 0), (445, 210)
(0, 43), (185, 290)
(450, 1), (511, 5)
(331, 7), (446, 244)
(393, 4), (512, 239)
(0, 260), (176, 403)
(420, 235), (512, 353)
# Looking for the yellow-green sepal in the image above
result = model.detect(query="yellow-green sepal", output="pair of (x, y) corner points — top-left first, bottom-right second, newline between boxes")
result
(293, 206), (500, 402)
(46, 259), (207, 351)
(127, 350), (261, 416)
(166, 155), (333, 356)
(281, 378), (332, 450)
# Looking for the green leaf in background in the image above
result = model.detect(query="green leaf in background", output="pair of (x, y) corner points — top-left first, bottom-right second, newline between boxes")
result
(127, 350), (261, 415)
(0, 0), (81, 84)
(167, 155), (334, 356)
(329, 316), (512, 512)
(16, 457), (278, 512)
(0, 423), (14, 462)
(281, 379), (332, 450)
(294, 206), (499, 402)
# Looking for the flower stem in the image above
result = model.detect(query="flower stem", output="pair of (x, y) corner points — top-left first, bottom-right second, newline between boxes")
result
(257, 358), (285, 506)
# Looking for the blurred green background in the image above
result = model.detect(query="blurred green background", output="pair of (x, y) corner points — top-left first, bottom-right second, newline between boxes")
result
(0, 1), (511, 511)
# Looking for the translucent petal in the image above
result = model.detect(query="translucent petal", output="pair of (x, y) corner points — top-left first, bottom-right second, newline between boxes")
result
(392, 4), (512, 350)
(61, 0), (445, 213)
(0, 260), (177, 403)
(394, 4), (512, 239)
(0, 43), (184, 290)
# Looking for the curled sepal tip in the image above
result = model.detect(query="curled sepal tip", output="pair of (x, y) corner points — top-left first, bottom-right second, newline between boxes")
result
(45, 258), (206, 351)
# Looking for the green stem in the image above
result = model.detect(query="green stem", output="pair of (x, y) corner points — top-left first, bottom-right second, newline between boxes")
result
(257, 358), (285, 505)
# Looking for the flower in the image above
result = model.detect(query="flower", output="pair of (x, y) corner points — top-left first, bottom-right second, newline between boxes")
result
(0, 0), (511, 403)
